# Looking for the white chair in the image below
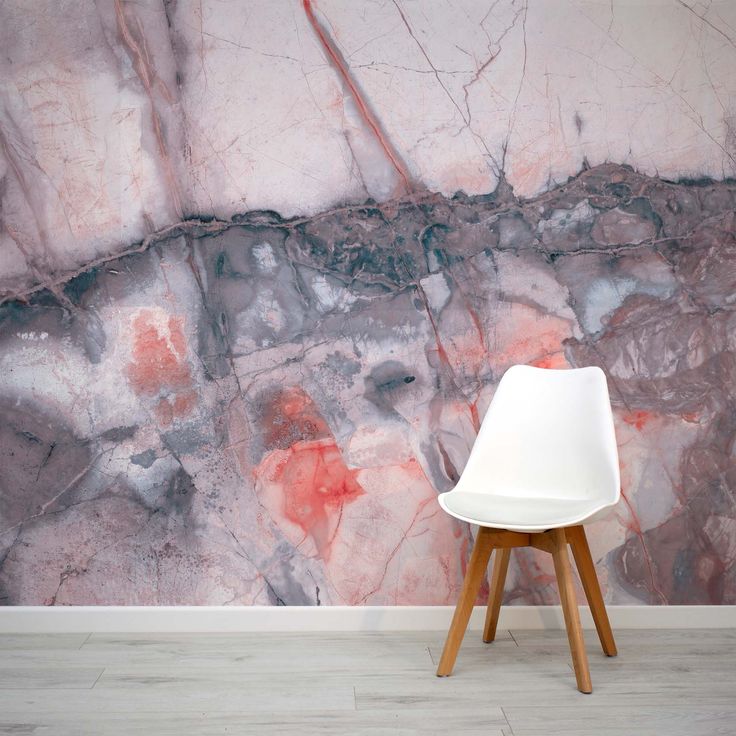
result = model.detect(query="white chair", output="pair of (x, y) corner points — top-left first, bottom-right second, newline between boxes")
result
(436, 364), (621, 693)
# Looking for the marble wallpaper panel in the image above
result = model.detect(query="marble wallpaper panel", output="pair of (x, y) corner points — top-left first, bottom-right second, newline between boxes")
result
(0, 0), (735, 605)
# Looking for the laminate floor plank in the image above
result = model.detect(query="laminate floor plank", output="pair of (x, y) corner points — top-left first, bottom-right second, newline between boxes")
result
(0, 634), (89, 650)
(390, 629), (736, 708)
(0, 711), (506, 736)
(79, 631), (437, 672)
(355, 676), (730, 710)
(510, 628), (736, 653)
(0, 666), (102, 689)
(503, 705), (736, 735)
(0, 683), (355, 714)
(0, 629), (732, 734)
(3, 632), (439, 672)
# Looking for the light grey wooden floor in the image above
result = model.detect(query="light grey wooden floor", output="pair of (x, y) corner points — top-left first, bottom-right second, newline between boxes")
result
(0, 628), (734, 735)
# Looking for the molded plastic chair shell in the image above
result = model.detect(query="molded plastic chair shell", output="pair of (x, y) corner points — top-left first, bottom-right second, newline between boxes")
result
(439, 365), (620, 532)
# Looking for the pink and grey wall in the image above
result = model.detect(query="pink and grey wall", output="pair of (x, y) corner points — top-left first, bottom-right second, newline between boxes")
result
(0, 1), (734, 607)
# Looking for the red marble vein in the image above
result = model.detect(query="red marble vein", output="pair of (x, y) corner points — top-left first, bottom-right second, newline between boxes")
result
(391, 1), (468, 128)
(0, 125), (50, 282)
(414, 285), (480, 433)
(352, 473), (444, 605)
(114, 0), (184, 219)
(302, 0), (412, 194)
(448, 270), (492, 387)
(619, 488), (669, 604)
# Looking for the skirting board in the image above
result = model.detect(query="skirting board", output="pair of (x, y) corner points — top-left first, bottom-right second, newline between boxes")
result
(0, 605), (734, 633)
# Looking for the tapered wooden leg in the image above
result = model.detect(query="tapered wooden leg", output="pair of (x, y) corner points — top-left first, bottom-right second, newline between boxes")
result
(551, 527), (592, 693)
(567, 525), (617, 657)
(482, 547), (510, 643)
(436, 527), (494, 676)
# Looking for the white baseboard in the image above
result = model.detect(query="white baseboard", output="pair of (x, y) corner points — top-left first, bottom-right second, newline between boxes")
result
(0, 605), (733, 633)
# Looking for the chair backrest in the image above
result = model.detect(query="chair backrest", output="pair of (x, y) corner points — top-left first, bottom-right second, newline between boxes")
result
(457, 365), (620, 502)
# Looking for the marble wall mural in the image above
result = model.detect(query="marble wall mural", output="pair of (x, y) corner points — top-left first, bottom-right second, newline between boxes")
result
(0, 0), (734, 606)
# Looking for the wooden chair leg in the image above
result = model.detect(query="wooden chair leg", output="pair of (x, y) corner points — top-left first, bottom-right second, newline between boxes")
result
(483, 547), (510, 643)
(551, 527), (592, 693)
(567, 525), (617, 657)
(437, 527), (494, 676)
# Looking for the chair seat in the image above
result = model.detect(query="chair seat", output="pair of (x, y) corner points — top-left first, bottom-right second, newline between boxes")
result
(438, 491), (613, 532)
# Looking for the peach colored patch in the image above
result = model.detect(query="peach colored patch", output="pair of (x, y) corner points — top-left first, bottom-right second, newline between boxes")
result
(253, 387), (364, 561)
(265, 438), (364, 559)
(490, 304), (572, 373)
(155, 398), (175, 425)
(329, 458), (463, 605)
(623, 410), (653, 431)
(173, 390), (198, 415)
(127, 311), (191, 395)
(262, 386), (331, 447)
(443, 331), (488, 376)
(154, 390), (198, 427)
(445, 166), (494, 195)
(126, 309), (197, 425)
(530, 352), (569, 369)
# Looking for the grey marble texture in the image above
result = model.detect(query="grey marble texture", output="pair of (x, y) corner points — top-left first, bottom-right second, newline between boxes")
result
(1, 164), (735, 606)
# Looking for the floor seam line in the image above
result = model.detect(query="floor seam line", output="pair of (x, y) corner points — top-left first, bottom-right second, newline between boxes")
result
(500, 705), (516, 735)
(90, 667), (105, 689)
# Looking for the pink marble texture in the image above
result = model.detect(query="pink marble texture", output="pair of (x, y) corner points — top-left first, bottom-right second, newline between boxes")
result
(0, 1), (735, 606)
